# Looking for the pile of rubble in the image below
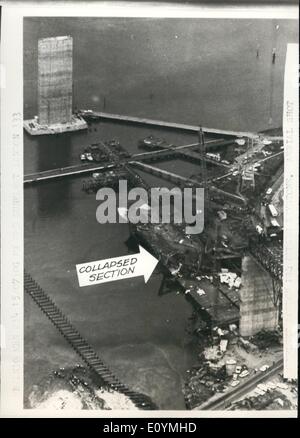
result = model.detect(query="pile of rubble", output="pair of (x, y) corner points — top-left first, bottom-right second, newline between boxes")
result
(218, 269), (241, 289)
(184, 359), (227, 408)
(183, 317), (290, 410)
(183, 325), (252, 409)
(229, 388), (292, 410)
(249, 330), (282, 350)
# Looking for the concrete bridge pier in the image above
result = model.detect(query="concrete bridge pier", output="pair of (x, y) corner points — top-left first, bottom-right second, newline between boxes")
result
(239, 255), (279, 337)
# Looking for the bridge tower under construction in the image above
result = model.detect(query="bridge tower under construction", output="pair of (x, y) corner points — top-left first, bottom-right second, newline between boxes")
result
(38, 36), (73, 125)
(24, 36), (87, 135)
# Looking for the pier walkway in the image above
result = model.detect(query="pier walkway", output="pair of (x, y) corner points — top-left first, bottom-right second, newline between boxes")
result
(82, 111), (259, 139)
(156, 143), (232, 169)
(23, 140), (229, 184)
(130, 160), (199, 186)
(130, 161), (246, 204)
(24, 162), (116, 184)
(24, 271), (157, 410)
(24, 157), (245, 205)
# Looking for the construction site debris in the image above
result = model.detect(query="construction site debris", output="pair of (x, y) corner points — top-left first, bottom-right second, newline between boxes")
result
(218, 270), (241, 289)
(184, 313), (286, 410)
(229, 324), (237, 332)
(229, 389), (292, 410)
(276, 382), (289, 390)
(249, 330), (282, 350)
(203, 345), (221, 362)
(220, 339), (228, 352)
(196, 288), (206, 296)
(236, 336), (258, 353)
(184, 359), (229, 408)
(225, 359), (237, 376)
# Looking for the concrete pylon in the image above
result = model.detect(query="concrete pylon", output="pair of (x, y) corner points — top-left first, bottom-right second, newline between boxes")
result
(239, 255), (279, 337)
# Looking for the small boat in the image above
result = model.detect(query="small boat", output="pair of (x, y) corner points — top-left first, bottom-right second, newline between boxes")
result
(138, 135), (169, 150)
(79, 109), (100, 121)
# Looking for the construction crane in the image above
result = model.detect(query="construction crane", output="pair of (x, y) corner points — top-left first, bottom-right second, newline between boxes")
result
(198, 125), (217, 272)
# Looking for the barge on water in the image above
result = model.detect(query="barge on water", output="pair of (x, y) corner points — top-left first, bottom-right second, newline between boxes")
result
(80, 140), (131, 163)
(24, 114), (87, 135)
(82, 168), (131, 193)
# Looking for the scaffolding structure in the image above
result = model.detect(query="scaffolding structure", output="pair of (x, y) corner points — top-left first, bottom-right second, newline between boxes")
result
(38, 36), (73, 125)
(24, 36), (87, 135)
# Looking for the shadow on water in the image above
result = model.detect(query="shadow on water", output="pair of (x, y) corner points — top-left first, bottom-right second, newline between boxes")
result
(36, 135), (72, 217)
(37, 132), (73, 170)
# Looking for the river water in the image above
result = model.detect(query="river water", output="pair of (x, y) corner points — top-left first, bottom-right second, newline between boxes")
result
(24, 17), (297, 409)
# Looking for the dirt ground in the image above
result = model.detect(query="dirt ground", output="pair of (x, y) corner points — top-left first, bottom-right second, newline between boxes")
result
(27, 365), (139, 410)
(183, 325), (289, 410)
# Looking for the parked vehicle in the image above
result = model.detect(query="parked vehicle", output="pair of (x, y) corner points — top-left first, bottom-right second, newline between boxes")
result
(138, 135), (169, 150)
(217, 210), (227, 221)
(270, 218), (280, 227)
(256, 225), (263, 235)
(268, 204), (278, 217)
(86, 152), (93, 162)
(207, 152), (221, 162)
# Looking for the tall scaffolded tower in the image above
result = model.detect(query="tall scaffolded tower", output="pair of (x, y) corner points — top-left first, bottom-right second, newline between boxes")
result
(24, 36), (87, 135)
(38, 36), (73, 125)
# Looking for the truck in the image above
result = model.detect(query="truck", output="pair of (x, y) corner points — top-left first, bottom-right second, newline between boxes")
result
(217, 210), (227, 221)
(268, 204), (278, 217)
(206, 152), (221, 162)
(270, 218), (280, 227)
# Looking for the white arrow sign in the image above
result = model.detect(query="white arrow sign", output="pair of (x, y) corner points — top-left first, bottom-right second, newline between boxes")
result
(76, 245), (159, 287)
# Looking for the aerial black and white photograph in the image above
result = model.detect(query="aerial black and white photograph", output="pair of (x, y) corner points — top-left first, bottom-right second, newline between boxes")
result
(15, 11), (298, 413)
